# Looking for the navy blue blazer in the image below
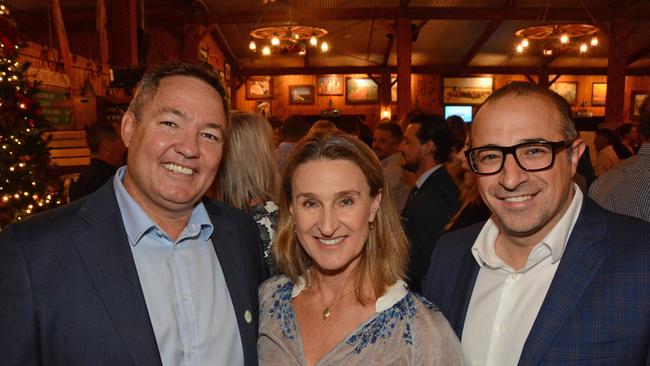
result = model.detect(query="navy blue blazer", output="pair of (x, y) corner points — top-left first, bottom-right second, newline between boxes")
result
(0, 181), (268, 365)
(423, 198), (650, 365)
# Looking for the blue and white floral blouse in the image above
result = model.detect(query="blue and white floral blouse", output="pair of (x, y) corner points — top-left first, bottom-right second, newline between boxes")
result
(258, 275), (464, 365)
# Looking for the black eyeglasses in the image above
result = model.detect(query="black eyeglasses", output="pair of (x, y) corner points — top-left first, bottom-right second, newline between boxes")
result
(464, 139), (575, 175)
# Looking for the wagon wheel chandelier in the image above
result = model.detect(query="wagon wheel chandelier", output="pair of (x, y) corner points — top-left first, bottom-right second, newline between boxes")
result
(514, 23), (599, 57)
(249, 24), (329, 56)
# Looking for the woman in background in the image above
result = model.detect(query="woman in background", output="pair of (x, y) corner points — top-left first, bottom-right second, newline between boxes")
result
(258, 131), (463, 365)
(214, 111), (279, 273)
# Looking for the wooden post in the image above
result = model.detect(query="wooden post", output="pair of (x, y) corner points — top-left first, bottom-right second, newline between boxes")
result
(96, 0), (109, 64)
(538, 66), (550, 89)
(379, 68), (391, 119)
(605, 18), (628, 124)
(50, 0), (73, 77)
(110, 0), (138, 66)
(396, 17), (412, 122)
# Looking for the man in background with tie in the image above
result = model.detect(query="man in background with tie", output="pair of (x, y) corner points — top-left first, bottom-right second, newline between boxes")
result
(399, 113), (459, 292)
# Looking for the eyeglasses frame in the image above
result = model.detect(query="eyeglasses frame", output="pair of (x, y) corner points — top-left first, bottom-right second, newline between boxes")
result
(464, 138), (576, 175)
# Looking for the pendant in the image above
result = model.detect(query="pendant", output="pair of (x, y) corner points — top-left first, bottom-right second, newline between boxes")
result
(322, 307), (331, 320)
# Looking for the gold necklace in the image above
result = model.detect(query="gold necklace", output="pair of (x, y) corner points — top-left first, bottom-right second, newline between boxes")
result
(317, 288), (355, 320)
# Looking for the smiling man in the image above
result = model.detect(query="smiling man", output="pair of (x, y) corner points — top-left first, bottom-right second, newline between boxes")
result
(423, 82), (650, 365)
(0, 61), (267, 366)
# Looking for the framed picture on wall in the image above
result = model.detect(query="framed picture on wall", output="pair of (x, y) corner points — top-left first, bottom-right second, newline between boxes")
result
(549, 81), (577, 105)
(345, 77), (378, 104)
(317, 75), (343, 95)
(289, 85), (315, 105)
(255, 100), (271, 118)
(443, 77), (493, 104)
(391, 77), (397, 103)
(246, 76), (273, 100)
(592, 82), (607, 106)
(632, 91), (648, 118)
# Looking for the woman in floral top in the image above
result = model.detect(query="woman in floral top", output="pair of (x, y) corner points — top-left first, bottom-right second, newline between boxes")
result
(258, 131), (463, 365)
(213, 111), (279, 273)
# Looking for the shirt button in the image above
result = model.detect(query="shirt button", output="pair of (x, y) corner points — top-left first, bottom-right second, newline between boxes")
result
(511, 273), (521, 280)
(495, 323), (505, 333)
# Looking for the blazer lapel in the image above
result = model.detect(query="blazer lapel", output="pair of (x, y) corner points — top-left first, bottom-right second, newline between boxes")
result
(72, 183), (161, 366)
(451, 251), (480, 338)
(207, 205), (257, 364)
(518, 199), (607, 365)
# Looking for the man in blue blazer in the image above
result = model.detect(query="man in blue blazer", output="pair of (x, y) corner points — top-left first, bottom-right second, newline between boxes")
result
(0, 61), (267, 365)
(423, 82), (650, 365)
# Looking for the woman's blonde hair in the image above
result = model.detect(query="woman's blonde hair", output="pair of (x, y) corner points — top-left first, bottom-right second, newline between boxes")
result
(214, 111), (278, 212)
(275, 130), (409, 301)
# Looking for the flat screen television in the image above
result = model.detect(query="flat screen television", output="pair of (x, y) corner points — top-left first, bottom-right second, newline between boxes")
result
(444, 105), (473, 122)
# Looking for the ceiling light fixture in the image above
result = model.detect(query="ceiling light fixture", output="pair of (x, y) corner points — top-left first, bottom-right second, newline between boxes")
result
(514, 23), (599, 57)
(249, 25), (328, 56)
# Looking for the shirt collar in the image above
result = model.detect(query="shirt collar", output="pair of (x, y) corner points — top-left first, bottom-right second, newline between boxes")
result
(415, 164), (442, 188)
(471, 184), (583, 272)
(113, 166), (213, 246)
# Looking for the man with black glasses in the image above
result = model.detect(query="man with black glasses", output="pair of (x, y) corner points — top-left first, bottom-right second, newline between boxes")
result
(423, 82), (650, 365)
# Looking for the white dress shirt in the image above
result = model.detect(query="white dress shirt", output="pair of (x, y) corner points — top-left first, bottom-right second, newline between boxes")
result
(462, 185), (583, 366)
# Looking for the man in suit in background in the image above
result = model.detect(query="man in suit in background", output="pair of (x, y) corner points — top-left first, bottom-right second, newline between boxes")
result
(423, 82), (650, 365)
(0, 61), (267, 365)
(399, 113), (459, 292)
(68, 122), (126, 201)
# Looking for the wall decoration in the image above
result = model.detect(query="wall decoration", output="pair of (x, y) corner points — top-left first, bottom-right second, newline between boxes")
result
(550, 81), (578, 105)
(591, 82), (607, 106)
(317, 75), (343, 95)
(246, 76), (273, 100)
(345, 77), (378, 104)
(443, 77), (493, 104)
(289, 85), (315, 105)
(255, 100), (271, 118)
(632, 91), (648, 118)
(391, 77), (397, 103)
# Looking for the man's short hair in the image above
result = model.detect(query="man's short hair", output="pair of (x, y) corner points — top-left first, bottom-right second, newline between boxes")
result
(127, 61), (227, 121)
(479, 81), (578, 141)
(595, 128), (617, 145)
(617, 123), (637, 139)
(375, 122), (403, 142)
(86, 122), (119, 154)
(281, 115), (310, 141)
(408, 113), (452, 163)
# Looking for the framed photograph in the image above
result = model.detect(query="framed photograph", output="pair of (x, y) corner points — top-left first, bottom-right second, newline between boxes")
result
(592, 82), (607, 106)
(345, 77), (378, 104)
(391, 78), (397, 103)
(550, 81), (578, 105)
(224, 62), (231, 81)
(246, 76), (273, 100)
(443, 77), (494, 105)
(255, 100), (271, 119)
(632, 91), (648, 118)
(317, 75), (343, 96)
(289, 85), (315, 105)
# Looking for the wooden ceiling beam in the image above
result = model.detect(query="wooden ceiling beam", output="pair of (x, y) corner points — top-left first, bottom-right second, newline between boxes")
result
(206, 5), (649, 24)
(382, 34), (395, 66)
(461, 20), (501, 67)
(240, 65), (650, 77)
(628, 43), (650, 66)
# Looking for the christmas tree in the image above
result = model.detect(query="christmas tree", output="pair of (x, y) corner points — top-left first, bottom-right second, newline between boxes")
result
(0, 0), (62, 228)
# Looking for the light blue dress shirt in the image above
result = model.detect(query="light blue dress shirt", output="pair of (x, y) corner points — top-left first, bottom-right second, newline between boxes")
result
(113, 167), (244, 365)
